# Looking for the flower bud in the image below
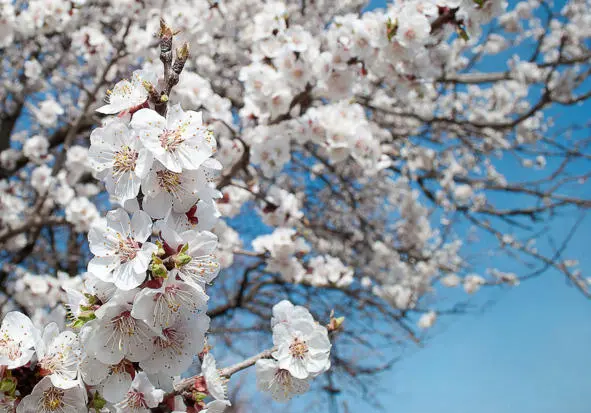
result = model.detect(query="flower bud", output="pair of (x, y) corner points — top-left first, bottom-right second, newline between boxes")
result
(0, 376), (17, 396)
(150, 256), (168, 278)
(174, 252), (192, 267)
(92, 392), (107, 410)
(155, 240), (166, 257)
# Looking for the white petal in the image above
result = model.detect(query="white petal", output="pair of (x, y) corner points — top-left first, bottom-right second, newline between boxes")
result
(143, 191), (172, 219)
(106, 208), (131, 236)
(102, 371), (132, 403)
(88, 256), (119, 282)
(113, 261), (145, 290)
(130, 109), (166, 131)
(131, 210), (153, 242)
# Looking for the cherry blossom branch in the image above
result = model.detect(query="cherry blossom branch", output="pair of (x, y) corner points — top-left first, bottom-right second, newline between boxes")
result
(172, 347), (277, 395)
(0, 217), (68, 245)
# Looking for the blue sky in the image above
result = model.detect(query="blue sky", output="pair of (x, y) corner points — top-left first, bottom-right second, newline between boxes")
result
(342, 1), (591, 412)
(354, 244), (591, 413)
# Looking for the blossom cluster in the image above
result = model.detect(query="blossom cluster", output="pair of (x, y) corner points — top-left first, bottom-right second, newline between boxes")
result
(0, 59), (229, 411)
(1, 0), (590, 409)
(0, 23), (334, 411)
(256, 301), (331, 402)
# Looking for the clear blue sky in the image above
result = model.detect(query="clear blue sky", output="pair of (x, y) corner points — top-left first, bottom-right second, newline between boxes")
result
(352, 246), (591, 413)
(345, 1), (591, 412)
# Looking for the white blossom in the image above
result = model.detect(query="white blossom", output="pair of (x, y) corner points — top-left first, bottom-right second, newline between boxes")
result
(97, 70), (158, 115)
(16, 377), (86, 413)
(85, 297), (155, 365)
(131, 275), (208, 329)
(115, 372), (164, 413)
(256, 358), (309, 402)
(131, 105), (215, 173)
(0, 312), (39, 369)
(272, 307), (331, 379)
(202, 353), (228, 402)
(139, 314), (209, 375)
(418, 311), (437, 329)
(80, 356), (133, 404)
(87, 209), (157, 290)
(89, 119), (153, 203)
(22, 135), (49, 163)
(35, 323), (81, 389)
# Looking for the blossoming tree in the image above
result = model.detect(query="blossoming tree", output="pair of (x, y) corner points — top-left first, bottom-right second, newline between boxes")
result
(0, 0), (590, 411)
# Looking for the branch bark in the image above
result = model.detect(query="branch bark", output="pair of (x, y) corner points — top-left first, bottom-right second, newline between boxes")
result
(172, 347), (277, 395)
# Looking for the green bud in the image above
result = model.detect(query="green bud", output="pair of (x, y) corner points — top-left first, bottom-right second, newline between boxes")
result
(160, 94), (169, 103)
(0, 378), (16, 396)
(155, 241), (166, 257)
(70, 310), (96, 329)
(176, 42), (190, 60)
(193, 391), (207, 401)
(150, 255), (168, 277)
(386, 17), (398, 42)
(71, 319), (87, 329)
(93, 392), (107, 410)
(180, 243), (189, 254)
(174, 252), (192, 267)
(457, 25), (470, 41)
(83, 293), (99, 306)
(150, 257), (168, 278)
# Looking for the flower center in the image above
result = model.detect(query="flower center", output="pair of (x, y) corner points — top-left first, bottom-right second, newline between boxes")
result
(125, 391), (147, 408)
(156, 170), (182, 193)
(39, 354), (61, 375)
(154, 328), (184, 353)
(152, 285), (202, 327)
(106, 81), (132, 103)
(405, 29), (416, 40)
(41, 387), (64, 411)
(289, 337), (309, 359)
(274, 369), (292, 386)
(159, 129), (184, 151)
(0, 338), (22, 361)
(113, 145), (138, 176)
(111, 311), (136, 336)
(110, 360), (132, 375)
(118, 236), (140, 263)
